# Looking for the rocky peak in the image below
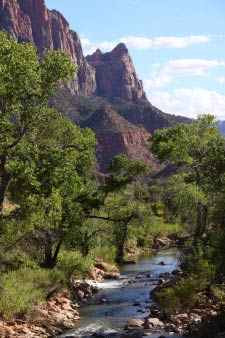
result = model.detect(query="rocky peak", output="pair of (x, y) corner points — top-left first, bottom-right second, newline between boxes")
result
(86, 43), (148, 103)
(0, 0), (96, 95)
(81, 104), (159, 172)
(0, 0), (148, 104)
(111, 42), (128, 57)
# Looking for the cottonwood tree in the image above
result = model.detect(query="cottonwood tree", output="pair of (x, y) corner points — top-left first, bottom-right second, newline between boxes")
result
(88, 154), (150, 264)
(151, 115), (225, 244)
(5, 114), (97, 268)
(0, 31), (76, 210)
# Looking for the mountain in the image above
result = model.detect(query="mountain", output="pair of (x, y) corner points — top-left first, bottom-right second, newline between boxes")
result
(81, 104), (160, 172)
(0, 0), (192, 173)
(0, 0), (96, 95)
(0, 0), (147, 103)
(86, 44), (147, 103)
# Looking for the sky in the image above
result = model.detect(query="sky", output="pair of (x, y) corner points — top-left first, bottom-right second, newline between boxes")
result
(45, 0), (225, 119)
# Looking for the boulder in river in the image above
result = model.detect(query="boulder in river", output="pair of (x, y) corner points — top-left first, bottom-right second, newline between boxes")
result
(123, 260), (136, 265)
(158, 261), (166, 265)
(149, 304), (162, 315)
(150, 277), (180, 301)
(144, 317), (164, 329)
(126, 318), (144, 328)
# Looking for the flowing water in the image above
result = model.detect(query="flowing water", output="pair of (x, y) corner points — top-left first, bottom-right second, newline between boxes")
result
(60, 249), (183, 338)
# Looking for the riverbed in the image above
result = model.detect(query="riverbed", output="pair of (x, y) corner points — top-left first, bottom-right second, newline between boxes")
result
(60, 249), (182, 338)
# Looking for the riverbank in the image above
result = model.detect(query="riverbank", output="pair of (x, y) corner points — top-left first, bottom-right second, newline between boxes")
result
(0, 261), (120, 338)
(59, 249), (181, 338)
(0, 244), (179, 338)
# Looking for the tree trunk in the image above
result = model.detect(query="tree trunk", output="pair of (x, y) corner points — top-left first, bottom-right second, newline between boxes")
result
(0, 155), (11, 211)
(82, 231), (89, 257)
(194, 203), (208, 246)
(41, 233), (63, 269)
(115, 222), (128, 265)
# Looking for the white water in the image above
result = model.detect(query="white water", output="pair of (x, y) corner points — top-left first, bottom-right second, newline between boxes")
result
(60, 249), (182, 338)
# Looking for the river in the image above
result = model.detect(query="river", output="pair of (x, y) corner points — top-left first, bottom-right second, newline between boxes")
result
(59, 249), (183, 338)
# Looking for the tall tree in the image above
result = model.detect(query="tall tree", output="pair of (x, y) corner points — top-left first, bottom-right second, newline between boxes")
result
(151, 115), (225, 243)
(0, 31), (76, 210)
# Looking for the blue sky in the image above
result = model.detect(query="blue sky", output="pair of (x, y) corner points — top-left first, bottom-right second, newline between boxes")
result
(45, 0), (225, 119)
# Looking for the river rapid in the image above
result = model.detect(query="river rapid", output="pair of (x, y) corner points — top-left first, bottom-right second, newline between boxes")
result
(60, 249), (183, 338)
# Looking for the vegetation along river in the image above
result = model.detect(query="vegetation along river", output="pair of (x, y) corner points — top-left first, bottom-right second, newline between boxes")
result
(59, 249), (183, 338)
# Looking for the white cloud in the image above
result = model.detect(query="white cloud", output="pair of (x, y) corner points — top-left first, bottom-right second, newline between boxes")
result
(81, 38), (93, 47)
(150, 88), (225, 119)
(120, 35), (211, 50)
(152, 63), (160, 68)
(81, 34), (211, 55)
(120, 36), (152, 50)
(98, 40), (117, 51)
(144, 59), (225, 89)
(217, 76), (225, 84)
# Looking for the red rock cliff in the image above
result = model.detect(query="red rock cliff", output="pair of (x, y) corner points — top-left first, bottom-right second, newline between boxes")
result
(0, 0), (148, 103)
(0, 0), (96, 95)
(86, 44), (148, 103)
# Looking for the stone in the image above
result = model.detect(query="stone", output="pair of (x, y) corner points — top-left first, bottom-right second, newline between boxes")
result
(172, 269), (183, 276)
(158, 261), (165, 265)
(86, 43), (147, 103)
(144, 317), (164, 328)
(0, 0), (96, 95)
(95, 261), (119, 273)
(150, 277), (180, 301)
(135, 275), (145, 279)
(123, 260), (136, 265)
(76, 289), (85, 300)
(126, 318), (144, 328)
(133, 301), (141, 306)
(149, 304), (161, 315)
(104, 272), (120, 279)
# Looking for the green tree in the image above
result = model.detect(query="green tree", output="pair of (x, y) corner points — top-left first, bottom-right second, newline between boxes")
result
(151, 115), (225, 243)
(3, 114), (97, 268)
(0, 31), (76, 210)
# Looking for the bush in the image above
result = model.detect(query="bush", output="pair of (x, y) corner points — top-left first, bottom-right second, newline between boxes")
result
(181, 245), (215, 280)
(0, 267), (62, 319)
(56, 251), (93, 279)
(91, 244), (116, 263)
(158, 278), (207, 316)
(0, 249), (37, 274)
(211, 286), (225, 301)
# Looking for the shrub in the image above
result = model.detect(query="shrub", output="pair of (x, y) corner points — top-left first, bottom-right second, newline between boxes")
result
(0, 267), (61, 319)
(181, 245), (215, 280)
(158, 278), (207, 316)
(91, 244), (116, 263)
(56, 251), (93, 279)
(211, 286), (225, 301)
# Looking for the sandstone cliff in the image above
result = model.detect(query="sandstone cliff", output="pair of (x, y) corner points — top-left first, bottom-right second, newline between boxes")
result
(86, 44), (147, 103)
(0, 0), (96, 95)
(0, 0), (147, 103)
(0, 0), (189, 173)
(82, 105), (160, 171)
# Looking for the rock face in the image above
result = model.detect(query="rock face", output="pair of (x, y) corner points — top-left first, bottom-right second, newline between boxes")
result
(86, 44), (147, 103)
(0, 0), (147, 103)
(0, 0), (189, 173)
(0, 0), (96, 95)
(82, 105), (160, 171)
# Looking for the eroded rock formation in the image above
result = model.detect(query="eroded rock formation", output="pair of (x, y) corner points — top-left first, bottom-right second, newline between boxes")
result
(86, 43), (147, 103)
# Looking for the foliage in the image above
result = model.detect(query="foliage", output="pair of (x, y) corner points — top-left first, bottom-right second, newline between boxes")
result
(104, 154), (150, 194)
(91, 244), (117, 263)
(158, 278), (207, 316)
(56, 251), (93, 279)
(181, 245), (215, 281)
(0, 267), (62, 319)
